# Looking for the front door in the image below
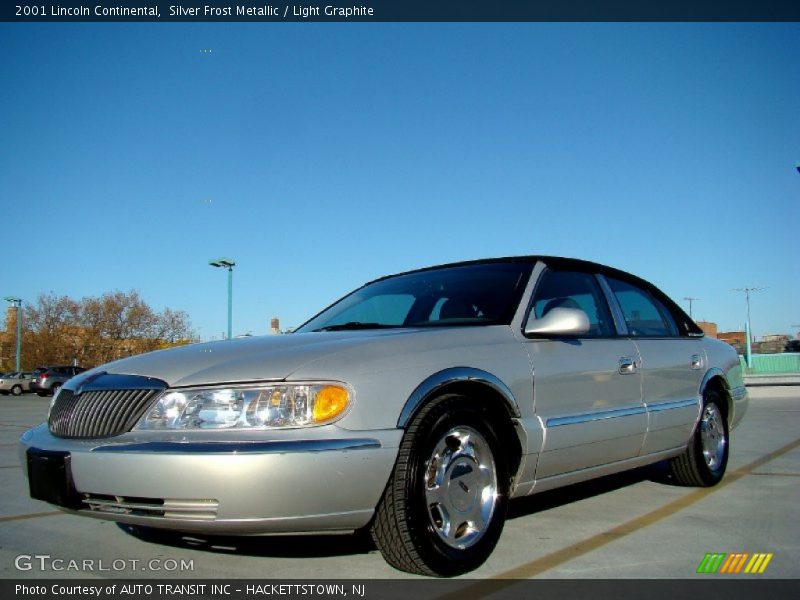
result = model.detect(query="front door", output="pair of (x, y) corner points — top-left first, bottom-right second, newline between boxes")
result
(524, 268), (645, 479)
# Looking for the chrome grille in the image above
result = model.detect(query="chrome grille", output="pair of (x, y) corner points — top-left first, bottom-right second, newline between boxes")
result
(49, 388), (159, 439)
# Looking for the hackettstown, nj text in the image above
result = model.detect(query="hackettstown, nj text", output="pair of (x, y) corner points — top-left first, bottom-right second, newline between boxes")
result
(245, 585), (359, 596)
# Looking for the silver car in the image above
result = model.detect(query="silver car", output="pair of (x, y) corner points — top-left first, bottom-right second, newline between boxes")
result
(0, 372), (34, 396)
(20, 256), (747, 576)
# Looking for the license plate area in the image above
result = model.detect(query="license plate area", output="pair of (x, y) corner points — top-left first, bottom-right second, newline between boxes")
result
(27, 448), (84, 509)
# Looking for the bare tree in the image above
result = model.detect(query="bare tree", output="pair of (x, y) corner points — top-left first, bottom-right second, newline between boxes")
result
(24, 293), (80, 334)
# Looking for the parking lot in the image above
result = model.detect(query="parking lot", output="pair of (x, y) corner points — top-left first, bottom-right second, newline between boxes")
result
(1, 388), (798, 580)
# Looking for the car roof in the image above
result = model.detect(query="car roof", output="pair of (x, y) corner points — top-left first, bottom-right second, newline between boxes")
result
(369, 255), (643, 287)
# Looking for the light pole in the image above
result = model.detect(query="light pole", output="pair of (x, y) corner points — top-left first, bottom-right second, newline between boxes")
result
(209, 258), (236, 340)
(733, 287), (765, 369)
(4, 296), (22, 372)
(683, 296), (699, 319)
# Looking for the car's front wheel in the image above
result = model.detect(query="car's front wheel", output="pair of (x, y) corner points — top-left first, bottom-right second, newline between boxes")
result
(669, 389), (729, 486)
(371, 395), (509, 576)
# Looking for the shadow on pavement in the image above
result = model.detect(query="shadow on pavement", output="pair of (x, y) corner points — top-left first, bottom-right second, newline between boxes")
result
(119, 461), (680, 559)
(117, 523), (377, 558)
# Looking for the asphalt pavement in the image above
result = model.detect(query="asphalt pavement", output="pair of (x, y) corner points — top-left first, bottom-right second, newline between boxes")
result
(1, 387), (798, 580)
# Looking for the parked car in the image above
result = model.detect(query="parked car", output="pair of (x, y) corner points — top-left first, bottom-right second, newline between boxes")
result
(0, 372), (34, 396)
(29, 366), (87, 397)
(20, 256), (747, 576)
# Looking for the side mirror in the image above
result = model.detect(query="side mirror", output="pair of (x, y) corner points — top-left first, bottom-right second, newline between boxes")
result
(525, 307), (591, 336)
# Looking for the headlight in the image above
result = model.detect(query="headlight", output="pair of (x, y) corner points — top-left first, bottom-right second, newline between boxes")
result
(136, 383), (352, 430)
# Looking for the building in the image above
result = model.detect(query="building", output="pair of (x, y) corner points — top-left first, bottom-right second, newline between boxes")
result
(1, 306), (21, 371)
(757, 334), (791, 354)
(718, 331), (746, 354)
(697, 321), (718, 338)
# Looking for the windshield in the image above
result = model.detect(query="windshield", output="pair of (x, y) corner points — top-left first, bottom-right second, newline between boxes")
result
(296, 261), (533, 333)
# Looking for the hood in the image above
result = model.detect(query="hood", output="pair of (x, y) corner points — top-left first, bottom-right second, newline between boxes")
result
(73, 329), (422, 388)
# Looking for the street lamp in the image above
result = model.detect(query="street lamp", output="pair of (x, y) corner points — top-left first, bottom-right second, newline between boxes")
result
(733, 287), (765, 369)
(209, 258), (236, 340)
(4, 296), (22, 372)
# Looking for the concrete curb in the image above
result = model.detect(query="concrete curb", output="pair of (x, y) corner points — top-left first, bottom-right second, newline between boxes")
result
(744, 374), (800, 386)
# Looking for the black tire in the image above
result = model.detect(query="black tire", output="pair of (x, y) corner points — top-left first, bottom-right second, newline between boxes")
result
(50, 383), (62, 396)
(11, 385), (23, 396)
(370, 395), (509, 576)
(36, 392), (48, 397)
(669, 389), (729, 486)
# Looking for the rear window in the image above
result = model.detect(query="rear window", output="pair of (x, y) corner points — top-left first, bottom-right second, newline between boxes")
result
(606, 277), (678, 337)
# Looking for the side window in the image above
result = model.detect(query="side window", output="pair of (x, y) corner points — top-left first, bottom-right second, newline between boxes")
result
(606, 277), (676, 337)
(531, 269), (614, 337)
(651, 296), (679, 336)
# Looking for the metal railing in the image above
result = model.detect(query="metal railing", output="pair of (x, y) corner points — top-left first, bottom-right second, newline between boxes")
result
(739, 353), (800, 374)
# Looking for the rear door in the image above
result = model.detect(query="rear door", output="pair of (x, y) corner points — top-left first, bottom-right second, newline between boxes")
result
(603, 276), (703, 454)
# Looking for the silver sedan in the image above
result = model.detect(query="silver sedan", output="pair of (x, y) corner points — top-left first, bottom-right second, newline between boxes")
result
(20, 256), (747, 576)
(0, 371), (34, 396)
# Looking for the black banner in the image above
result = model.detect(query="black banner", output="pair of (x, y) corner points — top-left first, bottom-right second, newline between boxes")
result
(3, 1), (800, 23)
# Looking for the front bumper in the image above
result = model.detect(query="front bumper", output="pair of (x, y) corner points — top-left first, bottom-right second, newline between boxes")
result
(20, 424), (401, 534)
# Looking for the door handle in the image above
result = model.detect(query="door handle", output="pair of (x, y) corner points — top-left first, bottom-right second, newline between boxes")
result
(619, 357), (636, 375)
(691, 354), (703, 370)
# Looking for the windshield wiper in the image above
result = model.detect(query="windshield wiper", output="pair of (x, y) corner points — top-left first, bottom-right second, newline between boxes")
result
(312, 322), (399, 332)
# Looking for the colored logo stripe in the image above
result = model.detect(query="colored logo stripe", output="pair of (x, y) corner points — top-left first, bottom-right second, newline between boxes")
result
(697, 553), (726, 573)
(720, 553), (749, 573)
(744, 553), (774, 574)
(697, 552), (773, 574)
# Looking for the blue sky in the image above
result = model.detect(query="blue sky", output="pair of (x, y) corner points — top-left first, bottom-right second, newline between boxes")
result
(1, 23), (797, 340)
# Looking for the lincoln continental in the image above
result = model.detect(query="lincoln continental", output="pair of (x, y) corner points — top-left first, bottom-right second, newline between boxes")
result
(20, 256), (747, 576)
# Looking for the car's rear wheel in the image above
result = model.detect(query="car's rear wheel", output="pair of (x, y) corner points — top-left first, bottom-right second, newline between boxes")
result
(669, 389), (729, 486)
(370, 395), (509, 576)
(11, 385), (23, 396)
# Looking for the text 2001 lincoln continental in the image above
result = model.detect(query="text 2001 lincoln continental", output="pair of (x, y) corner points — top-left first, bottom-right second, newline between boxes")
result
(20, 256), (747, 576)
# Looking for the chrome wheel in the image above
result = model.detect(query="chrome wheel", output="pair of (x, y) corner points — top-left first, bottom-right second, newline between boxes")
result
(700, 403), (727, 471)
(668, 389), (729, 487)
(423, 425), (498, 549)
